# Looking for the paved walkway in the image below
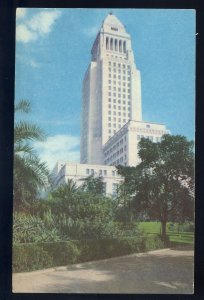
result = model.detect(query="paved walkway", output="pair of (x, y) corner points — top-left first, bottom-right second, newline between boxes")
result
(13, 248), (194, 294)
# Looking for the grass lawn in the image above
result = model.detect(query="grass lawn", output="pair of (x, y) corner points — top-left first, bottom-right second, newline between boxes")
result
(138, 222), (194, 244)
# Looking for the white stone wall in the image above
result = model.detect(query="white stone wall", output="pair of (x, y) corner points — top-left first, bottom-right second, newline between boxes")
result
(52, 162), (122, 196)
(80, 14), (142, 165)
(103, 120), (169, 167)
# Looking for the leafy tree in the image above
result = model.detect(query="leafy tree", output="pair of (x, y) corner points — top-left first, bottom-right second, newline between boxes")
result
(80, 175), (105, 196)
(117, 135), (194, 238)
(14, 100), (50, 210)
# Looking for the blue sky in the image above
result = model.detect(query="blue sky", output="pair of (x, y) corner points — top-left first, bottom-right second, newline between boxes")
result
(15, 8), (195, 170)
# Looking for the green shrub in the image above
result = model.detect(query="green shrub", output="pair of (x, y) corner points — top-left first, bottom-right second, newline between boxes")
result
(13, 243), (53, 272)
(144, 235), (165, 251)
(13, 212), (61, 243)
(39, 241), (80, 266)
(74, 236), (146, 263)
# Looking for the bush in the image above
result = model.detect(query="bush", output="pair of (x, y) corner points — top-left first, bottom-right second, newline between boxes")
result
(13, 241), (80, 272)
(13, 212), (61, 243)
(143, 235), (165, 251)
(74, 236), (146, 263)
(13, 235), (165, 272)
(39, 241), (80, 266)
(13, 243), (53, 272)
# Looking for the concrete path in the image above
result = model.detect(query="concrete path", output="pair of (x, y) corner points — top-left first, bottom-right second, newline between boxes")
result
(13, 248), (194, 294)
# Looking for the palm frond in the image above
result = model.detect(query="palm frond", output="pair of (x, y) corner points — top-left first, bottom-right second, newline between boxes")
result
(15, 100), (31, 113)
(14, 142), (35, 155)
(14, 121), (46, 143)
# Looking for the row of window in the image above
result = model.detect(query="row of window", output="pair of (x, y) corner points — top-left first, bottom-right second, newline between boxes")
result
(108, 105), (131, 111)
(108, 92), (131, 99)
(108, 116), (128, 122)
(109, 62), (130, 69)
(108, 68), (131, 75)
(108, 111), (131, 117)
(106, 37), (127, 53)
(137, 135), (161, 142)
(108, 99), (131, 105)
(108, 80), (131, 87)
(106, 155), (126, 166)
(109, 73), (131, 81)
(108, 86), (131, 93)
(105, 138), (126, 155)
(86, 168), (120, 177)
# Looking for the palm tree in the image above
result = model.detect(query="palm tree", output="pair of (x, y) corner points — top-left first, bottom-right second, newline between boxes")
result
(14, 100), (50, 210)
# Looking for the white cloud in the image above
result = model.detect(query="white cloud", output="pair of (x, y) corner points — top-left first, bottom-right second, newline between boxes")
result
(33, 134), (80, 171)
(16, 24), (37, 43)
(82, 25), (98, 37)
(16, 54), (41, 68)
(16, 8), (27, 20)
(16, 9), (62, 43)
(28, 10), (61, 35)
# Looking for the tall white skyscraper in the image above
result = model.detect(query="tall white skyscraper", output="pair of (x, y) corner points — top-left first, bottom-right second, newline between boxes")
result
(53, 13), (169, 193)
(80, 13), (142, 164)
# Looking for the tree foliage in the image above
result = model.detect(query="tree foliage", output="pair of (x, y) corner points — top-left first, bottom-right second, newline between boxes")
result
(14, 100), (50, 210)
(117, 135), (194, 237)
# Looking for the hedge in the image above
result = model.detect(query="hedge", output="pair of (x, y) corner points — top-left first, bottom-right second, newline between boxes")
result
(13, 235), (165, 272)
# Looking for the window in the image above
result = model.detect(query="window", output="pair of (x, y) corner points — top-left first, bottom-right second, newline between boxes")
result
(113, 62), (116, 67)
(86, 169), (89, 175)
(109, 80), (111, 84)
(104, 170), (107, 176)
(108, 111), (111, 115)
(146, 124), (150, 128)
(91, 169), (94, 175)
(108, 98), (111, 102)
(109, 92), (111, 96)
(99, 169), (102, 176)
(106, 37), (109, 50)
(109, 129), (111, 133)
(109, 61), (111, 66)
(108, 123), (111, 127)
(108, 104), (111, 108)
(118, 100), (121, 104)
(113, 99), (116, 103)
(112, 170), (115, 176)
(114, 105), (116, 109)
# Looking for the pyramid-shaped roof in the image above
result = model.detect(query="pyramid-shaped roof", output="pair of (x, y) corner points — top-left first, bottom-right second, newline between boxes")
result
(102, 13), (125, 29)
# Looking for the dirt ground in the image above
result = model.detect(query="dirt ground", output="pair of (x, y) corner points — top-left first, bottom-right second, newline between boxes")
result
(13, 248), (194, 294)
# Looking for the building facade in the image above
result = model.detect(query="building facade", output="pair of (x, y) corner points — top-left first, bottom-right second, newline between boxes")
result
(52, 162), (122, 196)
(80, 13), (142, 165)
(52, 13), (170, 194)
(103, 120), (169, 166)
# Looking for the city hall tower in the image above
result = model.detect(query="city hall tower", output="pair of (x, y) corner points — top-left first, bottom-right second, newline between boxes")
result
(80, 13), (142, 164)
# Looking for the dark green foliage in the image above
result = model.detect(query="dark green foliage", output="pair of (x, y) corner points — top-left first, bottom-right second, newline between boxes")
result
(14, 100), (50, 210)
(13, 212), (61, 243)
(117, 135), (194, 237)
(39, 241), (80, 266)
(80, 175), (105, 195)
(48, 190), (118, 239)
(13, 244), (53, 272)
(143, 235), (165, 251)
(13, 235), (165, 272)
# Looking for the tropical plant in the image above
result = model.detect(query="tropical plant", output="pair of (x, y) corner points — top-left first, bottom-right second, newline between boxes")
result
(13, 100), (50, 210)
